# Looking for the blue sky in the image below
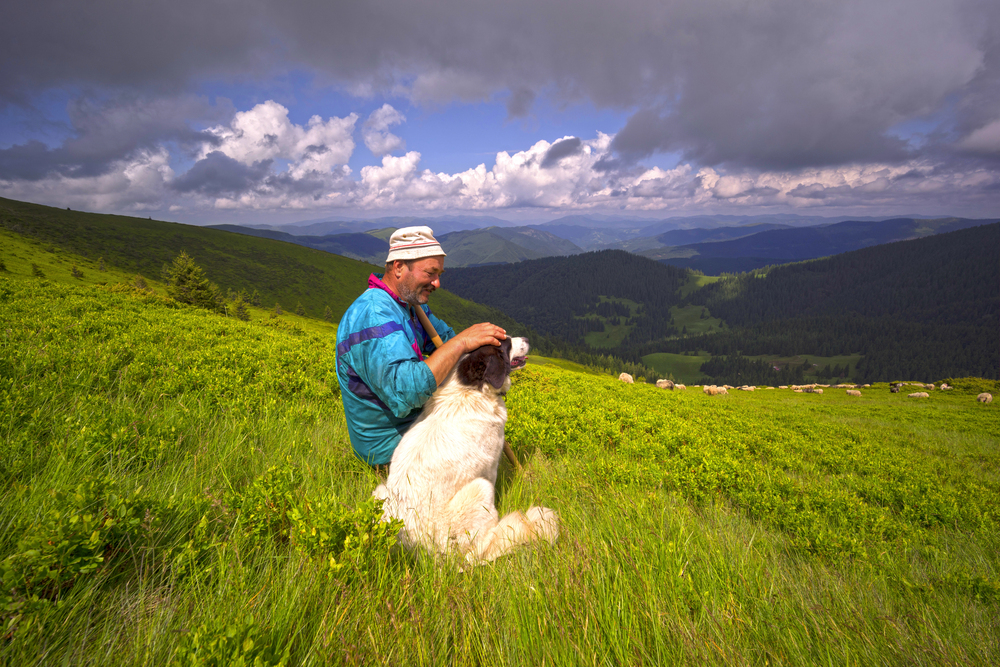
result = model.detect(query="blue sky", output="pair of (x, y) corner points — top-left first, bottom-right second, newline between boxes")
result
(1, 0), (998, 225)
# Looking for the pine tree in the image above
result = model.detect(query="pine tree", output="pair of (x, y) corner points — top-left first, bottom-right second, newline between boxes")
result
(234, 299), (250, 321)
(295, 302), (306, 317)
(98, 257), (106, 272)
(274, 302), (283, 316)
(162, 251), (223, 312)
(251, 290), (262, 307)
(71, 265), (84, 279)
(31, 263), (45, 278)
(323, 305), (333, 322)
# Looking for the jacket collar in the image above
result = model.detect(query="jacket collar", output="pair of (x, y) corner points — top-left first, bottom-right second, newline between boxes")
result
(368, 273), (410, 310)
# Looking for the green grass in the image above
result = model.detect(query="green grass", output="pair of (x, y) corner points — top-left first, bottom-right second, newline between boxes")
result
(678, 273), (723, 298)
(670, 304), (724, 336)
(3, 250), (999, 664)
(582, 296), (641, 349)
(0, 196), (524, 335)
(643, 351), (713, 384)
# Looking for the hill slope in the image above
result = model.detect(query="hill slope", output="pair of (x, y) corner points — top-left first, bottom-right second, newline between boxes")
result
(0, 196), (522, 333)
(644, 217), (997, 273)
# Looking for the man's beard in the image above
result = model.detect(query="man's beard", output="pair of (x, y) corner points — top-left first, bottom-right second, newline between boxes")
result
(397, 281), (425, 305)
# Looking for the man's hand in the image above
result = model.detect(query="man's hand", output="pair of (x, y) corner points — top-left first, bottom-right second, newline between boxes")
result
(452, 322), (506, 352)
(424, 322), (506, 386)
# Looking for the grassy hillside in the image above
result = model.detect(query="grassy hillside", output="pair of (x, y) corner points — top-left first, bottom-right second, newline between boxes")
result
(0, 196), (525, 334)
(2, 271), (998, 664)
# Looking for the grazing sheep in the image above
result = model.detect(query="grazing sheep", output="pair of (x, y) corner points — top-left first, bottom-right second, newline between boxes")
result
(779, 385), (788, 389)
(846, 390), (862, 397)
(890, 385), (900, 394)
(939, 383), (952, 390)
(675, 384), (687, 390)
(977, 393), (993, 404)
(811, 388), (824, 394)
(908, 392), (929, 398)
(703, 385), (728, 396)
(863, 384), (871, 388)
(619, 372), (634, 384)
(656, 379), (675, 389)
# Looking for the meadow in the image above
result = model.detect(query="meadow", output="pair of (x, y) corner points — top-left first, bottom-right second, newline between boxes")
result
(2, 269), (999, 665)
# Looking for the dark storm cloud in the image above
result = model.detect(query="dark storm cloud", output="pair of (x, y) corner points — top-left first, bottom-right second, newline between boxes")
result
(0, 95), (227, 180)
(3, 0), (998, 172)
(541, 137), (582, 168)
(172, 152), (273, 196)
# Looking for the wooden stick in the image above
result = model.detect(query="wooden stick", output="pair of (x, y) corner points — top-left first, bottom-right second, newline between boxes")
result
(413, 305), (522, 471)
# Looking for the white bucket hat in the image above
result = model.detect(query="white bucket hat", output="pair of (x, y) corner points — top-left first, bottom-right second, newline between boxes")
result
(385, 226), (446, 263)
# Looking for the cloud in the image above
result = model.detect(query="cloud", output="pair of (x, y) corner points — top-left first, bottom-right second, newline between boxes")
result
(5, 0), (996, 175)
(171, 151), (273, 197)
(541, 137), (583, 168)
(204, 100), (357, 177)
(362, 104), (406, 156)
(0, 95), (225, 180)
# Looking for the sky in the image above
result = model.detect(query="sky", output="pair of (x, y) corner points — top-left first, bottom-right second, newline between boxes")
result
(2, 0), (999, 226)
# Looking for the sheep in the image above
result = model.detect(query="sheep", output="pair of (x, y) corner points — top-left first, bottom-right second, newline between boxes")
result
(619, 372), (634, 384)
(675, 384), (687, 390)
(977, 393), (993, 404)
(908, 392), (929, 398)
(656, 379), (675, 389)
(890, 385), (900, 394)
(939, 383), (952, 390)
(702, 385), (728, 396)
(846, 390), (862, 397)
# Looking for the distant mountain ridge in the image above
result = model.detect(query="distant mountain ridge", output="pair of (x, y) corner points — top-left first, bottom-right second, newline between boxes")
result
(641, 217), (998, 273)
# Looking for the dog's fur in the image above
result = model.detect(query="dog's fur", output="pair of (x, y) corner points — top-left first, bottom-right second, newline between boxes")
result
(374, 337), (559, 563)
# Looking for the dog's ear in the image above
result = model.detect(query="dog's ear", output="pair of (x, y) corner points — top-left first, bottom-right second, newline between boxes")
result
(457, 342), (510, 389)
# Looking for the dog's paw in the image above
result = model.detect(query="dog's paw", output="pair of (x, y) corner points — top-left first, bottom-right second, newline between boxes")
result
(372, 483), (389, 501)
(526, 506), (560, 545)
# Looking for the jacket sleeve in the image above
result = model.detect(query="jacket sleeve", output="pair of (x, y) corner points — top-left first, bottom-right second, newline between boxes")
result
(343, 307), (437, 419)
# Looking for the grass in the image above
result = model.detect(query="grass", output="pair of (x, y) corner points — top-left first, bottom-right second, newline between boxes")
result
(2, 240), (999, 664)
(582, 296), (641, 349)
(643, 351), (713, 384)
(0, 196), (524, 335)
(670, 304), (724, 336)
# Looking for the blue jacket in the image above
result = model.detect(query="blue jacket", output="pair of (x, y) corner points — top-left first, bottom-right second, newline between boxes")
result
(336, 274), (456, 465)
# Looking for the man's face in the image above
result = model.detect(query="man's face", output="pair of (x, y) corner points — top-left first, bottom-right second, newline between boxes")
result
(397, 256), (444, 305)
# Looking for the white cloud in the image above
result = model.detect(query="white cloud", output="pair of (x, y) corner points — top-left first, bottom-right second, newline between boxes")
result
(362, 104), (406, 156)
(204, 100), (357, 177)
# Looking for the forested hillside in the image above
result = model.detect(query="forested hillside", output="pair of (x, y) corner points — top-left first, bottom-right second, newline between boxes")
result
(447, 223), (999, 383)
(445, 250), (689, 343)
(0, 197), (520, 334)
(650, 222), (1000, 382)
(645, 216), (996, 273)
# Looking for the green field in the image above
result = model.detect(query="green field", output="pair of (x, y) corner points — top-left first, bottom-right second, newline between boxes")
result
(643, 351), (713, 384)
(2, 233), (999, 664)
(644, 351), (870, 386)
(582, 296), (641, 349)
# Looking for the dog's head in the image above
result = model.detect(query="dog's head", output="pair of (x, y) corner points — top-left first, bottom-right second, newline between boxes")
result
(456, 336), (529, 392)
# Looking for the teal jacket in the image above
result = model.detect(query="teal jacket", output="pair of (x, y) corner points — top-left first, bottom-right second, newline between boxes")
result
(336, 274), (455, 465)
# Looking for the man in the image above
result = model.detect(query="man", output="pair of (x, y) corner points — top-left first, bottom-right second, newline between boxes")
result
(336, 226), (506, 467)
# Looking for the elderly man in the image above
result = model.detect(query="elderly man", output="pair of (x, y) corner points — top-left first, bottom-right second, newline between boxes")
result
(336, 226), (506, 467)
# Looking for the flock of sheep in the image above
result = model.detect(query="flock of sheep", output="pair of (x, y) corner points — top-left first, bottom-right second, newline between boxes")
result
(616, 373), (993, 404)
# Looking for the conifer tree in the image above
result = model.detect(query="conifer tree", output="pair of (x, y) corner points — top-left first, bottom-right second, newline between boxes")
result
(162, 251), (223, 312)
(31, 263), (45, 278)
(274, 302), (283, 316)
(323, 305), (333, 322)
(295, 302), (306, 317)
(71, 265), (83, 279)
(234, 298), (250, 321)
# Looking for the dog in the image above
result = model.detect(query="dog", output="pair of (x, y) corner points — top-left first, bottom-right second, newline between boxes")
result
(373, 337), (559, 564)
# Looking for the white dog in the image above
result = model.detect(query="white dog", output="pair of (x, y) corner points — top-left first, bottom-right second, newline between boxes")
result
(374, 337), (559, 563)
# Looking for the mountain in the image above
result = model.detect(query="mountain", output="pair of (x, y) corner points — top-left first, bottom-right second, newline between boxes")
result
(209, 224), (389, 264)
(438, 227), (582, 267)
(444, 250), (689, 343)
(642, 217), (998, 273)
(0, 197), (522, 334)
(249, 214), (517, 237)
(443, 222), (999, 382)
